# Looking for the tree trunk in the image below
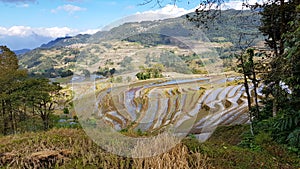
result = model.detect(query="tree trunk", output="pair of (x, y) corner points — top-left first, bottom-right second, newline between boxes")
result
(244, 74), (254, 136)
(2, 100), (8, 135)
(279, 0), (285, 55)
(43, 119), (49, 131)
(252, 70), (260, 118)
(8, 101), (16, 134)
(272, 86), (278, 117)
(41, 114), (49, 131)
(272, 80), (280, 117)
(240, 55), (254, 135)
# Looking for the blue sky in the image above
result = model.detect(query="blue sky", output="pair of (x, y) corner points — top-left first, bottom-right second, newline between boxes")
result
(0, 0), (202, 49)
(0, 0), (249, 50)
(0, 0), (198, 30)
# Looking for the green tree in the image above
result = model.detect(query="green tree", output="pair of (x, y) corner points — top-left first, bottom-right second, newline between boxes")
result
(269, 4), (300, 150)
(21, 78), (62, 131)
(31, 79), (62, 131)
(0, 46), (63, 134)
(136, 64), (164, 80)
(281, 4), (300, 104)
(256, 0), (299, 117)
(236, 49), (255, 135)
(35, 79), (61, 130)
(63, 107), (70, 114)
(258, 0), (298, 57)
(0, 46), (27, 135)
(82, 69), (90, 77)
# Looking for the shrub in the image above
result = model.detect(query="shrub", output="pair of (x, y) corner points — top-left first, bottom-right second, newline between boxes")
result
(254, 132), (273, 145)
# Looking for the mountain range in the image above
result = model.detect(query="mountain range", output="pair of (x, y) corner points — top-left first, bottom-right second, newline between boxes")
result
(19, 9), (263, 78)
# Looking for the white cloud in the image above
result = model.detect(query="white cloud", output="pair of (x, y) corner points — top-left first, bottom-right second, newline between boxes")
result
(196, 0), (265, 10)
(137, 0), (263, 16)
(16, 3), (29, 8)
(219, 0), (249, 10)
(138, 4), (194, 17)
(103, 1), (260, 31)
(0, 25), (102, 39)
(51, 4), (86, 14)
(0, 26), (32, 37)
(102, 5), (194, 31)
(34, 27), (79, 37)
(0, 26), (79, 38)
(0, 26), (102, 50)
(137, 0), (264, 17)
(79, 28), (101, 35)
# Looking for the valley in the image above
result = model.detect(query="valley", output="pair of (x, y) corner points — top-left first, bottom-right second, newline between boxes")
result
(14, 9), (266, 152)
(1, 3), (299, 167)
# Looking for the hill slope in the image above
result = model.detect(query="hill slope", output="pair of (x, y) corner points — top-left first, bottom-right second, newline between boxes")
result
(19, 9), (263, 78)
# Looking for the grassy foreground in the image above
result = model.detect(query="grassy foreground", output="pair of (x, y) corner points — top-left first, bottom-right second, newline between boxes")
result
(0, 125), (299, 169)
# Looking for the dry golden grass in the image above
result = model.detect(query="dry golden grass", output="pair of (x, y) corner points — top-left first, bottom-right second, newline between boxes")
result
(133, 143), (212, 169)
(133, 144), (189, 169)
(1, 126), (299, 169)
(0, 128), (213, 169)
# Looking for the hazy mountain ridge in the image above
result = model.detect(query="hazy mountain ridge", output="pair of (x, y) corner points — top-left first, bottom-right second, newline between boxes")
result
(40, 34), (92, 49)
(35, 9), (261, 49)
(14, 49), (31, 55)
(19, 9), (263, 78)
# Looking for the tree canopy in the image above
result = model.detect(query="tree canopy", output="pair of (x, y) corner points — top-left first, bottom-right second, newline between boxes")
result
(0, 46), (62, 135)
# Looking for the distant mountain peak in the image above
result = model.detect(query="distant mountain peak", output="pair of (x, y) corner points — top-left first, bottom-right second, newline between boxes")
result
(13, 48), (31, 55)
(39, 34), (91, 49)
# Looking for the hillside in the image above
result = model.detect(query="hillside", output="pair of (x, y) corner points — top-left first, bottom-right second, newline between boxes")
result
(90, 9), (262, 45)
(19, 9), (263, 78)
(40, 34), (92, 49)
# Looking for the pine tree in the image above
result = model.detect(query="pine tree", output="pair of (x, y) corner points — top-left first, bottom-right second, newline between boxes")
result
(0, 46), (27, 135)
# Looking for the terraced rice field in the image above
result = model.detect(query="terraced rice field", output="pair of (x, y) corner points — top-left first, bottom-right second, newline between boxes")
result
(74, 77), (262, 141)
